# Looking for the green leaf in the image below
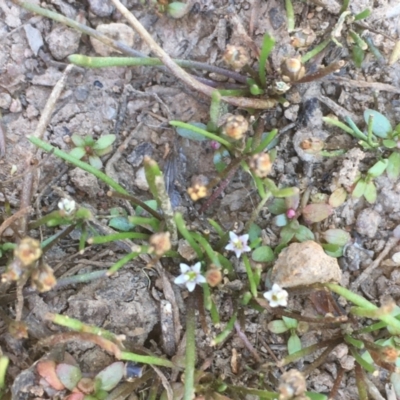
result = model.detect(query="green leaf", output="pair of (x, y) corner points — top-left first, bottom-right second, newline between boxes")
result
(93, 134), (116, 150)
(144, 157), (163, 206)
(280, 225), (295, 245)
(282, 316), (298, 329)
(176, 122), (209, 141)
(352, 179), (366, 198)
(352, 45), (364, 68)
(273, 187), (300, 198)
(285, 190), (300, 210)
(71, 134), (85, 147)
(136, 199), (158, 215)
(354, 8), (371, 20)
(89, 155), (103, 169)
(288, 333), (302, 355)
(387, 152), (400, 180)
(96, 146), (113, 156)
(302, 203), (332, 223)
(294, 225), (315, 242)
(56, 364), (82, 391)
(274, 213), (288, 227)
(95, 362), (124, 391)
(267, 320), (289, 334)
(109, 216), (135, 231)
(367, 158), (388, 177)
(248, 223), (262, 243)
(321, 243), (343, 257)
(364, 181), (377, 203)
(383, 139), (397, 148)
(306, 393), (328, 400)
(252, 246), (274, 262)
(69, 147), (86, 160)
(268, 198), (287, 215)
(258, 33), (275, 86)
(364, 109), (393, 138)
(323, 229), (351, 246)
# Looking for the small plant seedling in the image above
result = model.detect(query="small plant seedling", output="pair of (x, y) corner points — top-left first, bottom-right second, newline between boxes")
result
(69, 133), (116, 169)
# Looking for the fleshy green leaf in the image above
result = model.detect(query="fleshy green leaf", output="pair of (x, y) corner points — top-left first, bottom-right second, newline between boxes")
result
(364, 181), (377, 203)
(387, 152), (400, 180)
(295, 225), (315, 242)
(267, 320), (289, 334)
(89, 155), (103, 169)
(56, 364), (82, 391)
(71, 134), (85, 147)
(302, 203), (332, 224)
(109, 216), (135, 231)
(323, 229), (351, 246)
(383, 139), (397, 148)
(95, 362), (124, 391)
(252, 246), (274, 262)
(352, 45), (364, 68)
(367, 158), (388, 177)
(352, 179), (366, 198)
(248, 223), (262, 243)
(280, 225), (295, 245)
(288, 333), (302, 355)
(69, 147), (86, 160)
(176, 122), (208, 141)
(93, 134), (116, 150)
(96, 146), (113, 156)
(273, 187), (299, 198)
(306, 393), (328, 400)
(364, 109), (393, 138)
(268, 198), (287, 215)
(285, 191), (300, 210)
(321, 243), (343, 257)
(136, 199), (158, 215)
(282, 316), (298, 329)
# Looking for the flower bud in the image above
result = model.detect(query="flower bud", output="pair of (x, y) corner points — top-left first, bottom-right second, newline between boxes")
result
(223, 45), (250, 70)
(14, 237), (42, 267)
(281, 58), (306, 82)
(206, 267), (223, 287)
(249, 153), (272, 177)
(187, 175), (209, 201)
(31, 263), (57, 292)
(149, 232), (171, 256)
(221, 114), (249, 140)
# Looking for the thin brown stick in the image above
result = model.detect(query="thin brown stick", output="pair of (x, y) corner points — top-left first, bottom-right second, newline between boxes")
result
(234, 321), (262, 363)
(328, 366), (344, 400)
(0, 206), (32, 237)
(351, 236), (398, 291)
(110, 0), (276, 110)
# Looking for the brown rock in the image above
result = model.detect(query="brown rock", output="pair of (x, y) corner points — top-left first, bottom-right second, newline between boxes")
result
(271, 241), (342, 288)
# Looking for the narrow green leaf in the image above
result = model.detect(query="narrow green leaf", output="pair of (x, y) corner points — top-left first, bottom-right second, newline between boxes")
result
(354, 8), (371, 21)
(367, 158), (388, 177)
(176, 122), (209, 141)
(352, 45), (365, 68)
(259, 33), (275, 86)
(352, 179), (366, 198)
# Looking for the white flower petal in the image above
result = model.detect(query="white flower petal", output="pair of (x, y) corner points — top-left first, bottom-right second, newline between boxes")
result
(240, 234), (249, 243)
(179, 263), (190, 273)
(272, 283), (282, 292)
(192, 262), (202, 274)
(263, 291), (272, 301)
(196, 274), (207, 284)
(225, 243), (236, 252)
(229, 231), (239, 241)
(186, 281), (196, 292)
(234, 249), (242, 258)
(174, 274), (189, 285)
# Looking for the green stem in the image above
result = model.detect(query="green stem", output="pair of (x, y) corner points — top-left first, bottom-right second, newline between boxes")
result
(301, 38), (331, 63)
(174, 213), (203, 259)
(183, 295), (196, 400)
(169, 121), (232, 149)
(191, 232), (221, 268)
(29, 136), (128, 195)
(284, 0), (295, 32)
(258, 33), (275, 86)
(107, 251), (139, 275)
(243, 254), (257, 298)
(211, 313), (237, 346)
(325, 283), (400, 333)
(120, 351), (175, 368)
(89, 232), (150, 244)
(350, 347), (376, 374)
(0, 356), (9, 390)
(68, 54), (248, 84)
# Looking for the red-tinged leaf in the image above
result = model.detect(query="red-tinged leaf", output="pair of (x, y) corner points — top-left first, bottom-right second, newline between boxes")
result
(37, 360), (65, 391)
(329, 187), (347, 207)
(302, 203), (332, 223)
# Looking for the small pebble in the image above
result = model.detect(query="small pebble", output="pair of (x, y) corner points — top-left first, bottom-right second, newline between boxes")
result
(88, 0), (114, 17)
(46, 25), (81, 60)
(271, 241), (342, 288)
(0, 93), (12, 109)
(355, 208), (380, 238)
(134, 167), (149, 191)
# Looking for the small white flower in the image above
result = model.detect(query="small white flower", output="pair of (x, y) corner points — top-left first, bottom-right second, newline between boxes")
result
(263, 284), (289, 308)
(225, 231), (251, 258)
(58, 198), (76, 215)
(174, 262), (206, 292)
